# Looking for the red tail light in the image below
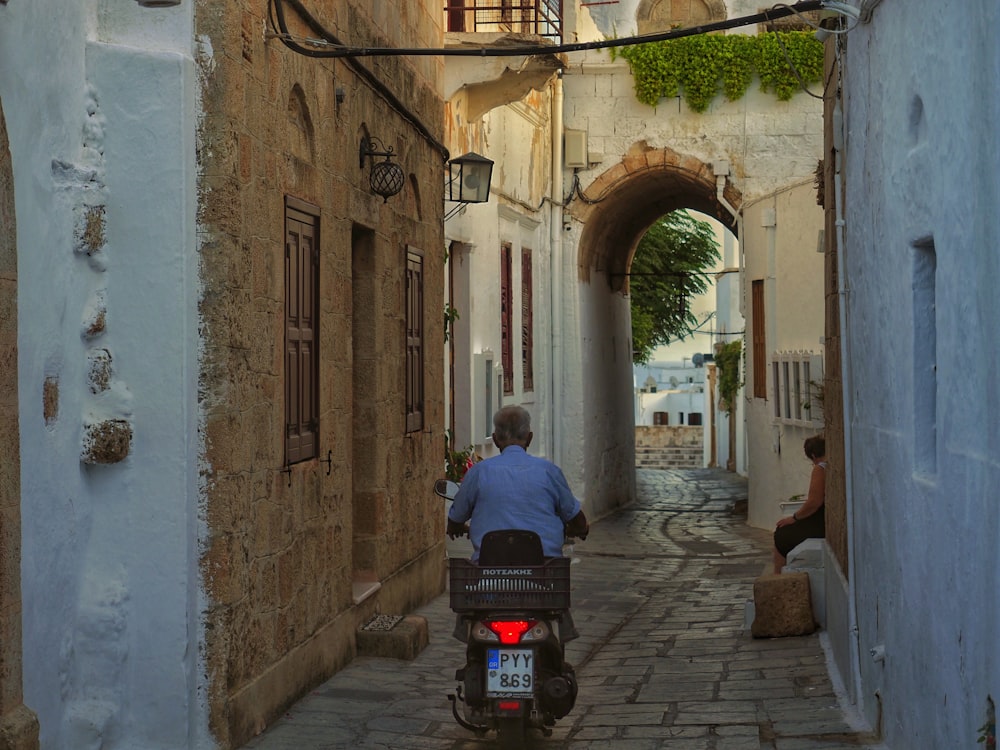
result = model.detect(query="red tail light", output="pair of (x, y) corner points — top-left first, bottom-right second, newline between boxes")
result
(485, 619), (536, 645)
(498, 700), (521, 711)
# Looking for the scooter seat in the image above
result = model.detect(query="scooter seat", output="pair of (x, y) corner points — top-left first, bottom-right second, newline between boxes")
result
(478, 529), (545, 565)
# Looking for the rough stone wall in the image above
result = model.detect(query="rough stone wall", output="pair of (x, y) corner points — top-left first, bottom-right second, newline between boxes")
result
(635, 425), (702, 449)
(195, 1), (446, 746)
(0, 103), (39, 750)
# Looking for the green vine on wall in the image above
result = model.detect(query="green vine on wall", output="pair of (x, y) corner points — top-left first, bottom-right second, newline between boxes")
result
(715, 339), (743, 413)
(613, 32), (824, 112)
(444, 303), (460, 342)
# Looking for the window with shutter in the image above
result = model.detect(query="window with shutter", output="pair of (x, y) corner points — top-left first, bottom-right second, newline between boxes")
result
(500, 243), (513, 395)
(285, 196), (320, 464)
(752, 279), (767, 399)
(405, 246), (424, 433)
(521, 247), (534, 393)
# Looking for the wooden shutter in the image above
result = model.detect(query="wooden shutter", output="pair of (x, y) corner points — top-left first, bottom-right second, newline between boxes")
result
(446, 0), (466, 32)
(285, 197), (319, 463)
(751, 279), (766, 399)
(405, 246), (424, 433)
(500, 243), (513, 395)
(521, 248), (534, 392)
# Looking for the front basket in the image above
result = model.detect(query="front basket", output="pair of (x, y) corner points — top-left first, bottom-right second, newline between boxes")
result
(448, 557), (571, 612)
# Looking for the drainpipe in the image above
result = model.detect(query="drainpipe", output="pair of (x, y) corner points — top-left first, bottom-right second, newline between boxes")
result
(833, 98), (864, 706)
(550, 71), (564, 463)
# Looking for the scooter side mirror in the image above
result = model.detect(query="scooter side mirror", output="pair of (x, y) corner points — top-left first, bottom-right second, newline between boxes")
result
(435, 479), (461, 500)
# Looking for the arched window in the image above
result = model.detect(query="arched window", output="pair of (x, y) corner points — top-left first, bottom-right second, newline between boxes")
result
(636, 0), (727, 35)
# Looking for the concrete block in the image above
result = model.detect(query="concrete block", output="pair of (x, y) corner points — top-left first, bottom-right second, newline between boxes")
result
(786, 538), (824, 567)
(751, 572), (816, 638)
(356, 615), (428, 661)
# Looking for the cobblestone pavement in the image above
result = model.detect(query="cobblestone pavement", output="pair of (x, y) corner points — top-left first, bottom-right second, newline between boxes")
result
(243, 468), (883, 750)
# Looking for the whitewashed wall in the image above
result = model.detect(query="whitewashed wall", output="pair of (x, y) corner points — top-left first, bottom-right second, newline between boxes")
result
(563, 50), (823, 207)
(447, 0), (827, 524)
(714, 229), (746, 475)
(0, 2), (207, 748)
(836, 1), (1000, 744)
(741, 183), (825, 529)
(445, 95), (560, 463)
(574, 266), (637, 516)
(562, 29), (824, 524)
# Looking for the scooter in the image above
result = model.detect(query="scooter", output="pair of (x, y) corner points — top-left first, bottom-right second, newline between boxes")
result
(435, 478), (581, 749)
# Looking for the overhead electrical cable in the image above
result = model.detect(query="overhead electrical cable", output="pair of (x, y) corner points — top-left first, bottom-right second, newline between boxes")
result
(268, 0), (825, 58)
(267, 0), (836, 170)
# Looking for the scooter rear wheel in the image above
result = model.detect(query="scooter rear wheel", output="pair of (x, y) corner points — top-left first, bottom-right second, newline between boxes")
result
(496, 716), (525, 750)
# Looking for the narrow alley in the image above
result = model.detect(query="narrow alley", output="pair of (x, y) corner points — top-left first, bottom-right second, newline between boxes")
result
(243, 468), (882, 750)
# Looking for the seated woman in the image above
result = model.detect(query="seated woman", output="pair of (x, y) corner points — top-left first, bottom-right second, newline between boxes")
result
(773, 436), (826, 574)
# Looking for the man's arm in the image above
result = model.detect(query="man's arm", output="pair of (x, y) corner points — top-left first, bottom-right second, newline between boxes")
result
(446, 485), (472, 539)
(447, 468), (477, 524)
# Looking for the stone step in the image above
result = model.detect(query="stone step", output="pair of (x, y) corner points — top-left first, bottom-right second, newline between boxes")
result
(636, 458), (702, 469)
(634, 444), (703, 470)
(355, 615), (428, 660)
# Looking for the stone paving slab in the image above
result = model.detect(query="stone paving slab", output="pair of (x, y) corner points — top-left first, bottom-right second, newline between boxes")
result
(242, 469), (884, 750)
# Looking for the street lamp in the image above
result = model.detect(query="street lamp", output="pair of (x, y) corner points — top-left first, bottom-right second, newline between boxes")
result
(447, 152), (494, 207)
(360, 135), (406, 202)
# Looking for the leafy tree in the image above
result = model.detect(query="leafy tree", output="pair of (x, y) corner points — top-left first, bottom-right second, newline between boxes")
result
(629, 211), (721, 364)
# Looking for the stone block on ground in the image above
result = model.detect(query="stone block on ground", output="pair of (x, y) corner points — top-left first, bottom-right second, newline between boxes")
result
(356, 614), (428, 660)
(751, 572), (815, 638)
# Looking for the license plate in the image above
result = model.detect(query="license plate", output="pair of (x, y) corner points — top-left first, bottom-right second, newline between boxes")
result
(486, 648), (534, 696)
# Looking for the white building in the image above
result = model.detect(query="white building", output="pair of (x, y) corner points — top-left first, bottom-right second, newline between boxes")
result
(445, 0), (827, 526)
(822, 2), (1000, 746)
(1, 1), (453, 747)
(633, 212), (747, 471)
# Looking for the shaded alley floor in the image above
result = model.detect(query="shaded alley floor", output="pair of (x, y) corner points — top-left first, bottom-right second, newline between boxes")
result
(243, 468), (882, 750)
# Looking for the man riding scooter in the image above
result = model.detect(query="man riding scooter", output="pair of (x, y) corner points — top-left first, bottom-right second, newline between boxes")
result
(444, 405), (589, 745)
(446, 405), (590, 561)
(446, 405), (588, 644)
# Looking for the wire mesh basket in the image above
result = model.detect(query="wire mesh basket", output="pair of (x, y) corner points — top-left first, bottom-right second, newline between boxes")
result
(448, 557), (571, 612)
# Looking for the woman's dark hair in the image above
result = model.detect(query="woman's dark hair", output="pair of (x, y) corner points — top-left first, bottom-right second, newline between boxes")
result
(804, 435), (825, 460)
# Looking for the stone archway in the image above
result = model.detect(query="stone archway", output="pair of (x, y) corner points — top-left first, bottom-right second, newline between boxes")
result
(0, 102), (39, 749)
(558, 145), (741, 524)
(570, 145), (740, 291)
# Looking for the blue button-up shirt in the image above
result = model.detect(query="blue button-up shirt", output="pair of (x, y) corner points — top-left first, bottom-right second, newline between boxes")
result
(448, 445), (582, 561)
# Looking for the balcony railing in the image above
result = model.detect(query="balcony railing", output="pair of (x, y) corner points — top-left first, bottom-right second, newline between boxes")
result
(445, 0), (563, 41)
